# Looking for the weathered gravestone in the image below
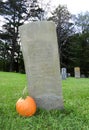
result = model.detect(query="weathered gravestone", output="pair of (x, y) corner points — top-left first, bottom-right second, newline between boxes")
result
(74, 67), (80, 78)
(81, 74), (85, 78)
(61, 68), (67, 80)
(19, 21), (64, 110)
(67, 73), (71, 77)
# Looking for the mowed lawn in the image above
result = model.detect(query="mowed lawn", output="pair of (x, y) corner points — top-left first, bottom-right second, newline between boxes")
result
(0, 72), (89, 130)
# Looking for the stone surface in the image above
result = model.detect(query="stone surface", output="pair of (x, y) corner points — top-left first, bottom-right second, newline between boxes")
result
(61, 68), (67, 80)
(19, 21), (63, 110)
(81, 74), (85, 78)
(74, 67), (80, 78)
(67, 73), (71, 77)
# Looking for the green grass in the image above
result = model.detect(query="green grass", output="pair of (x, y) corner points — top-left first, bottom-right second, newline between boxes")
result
(0, 72), (89, 130)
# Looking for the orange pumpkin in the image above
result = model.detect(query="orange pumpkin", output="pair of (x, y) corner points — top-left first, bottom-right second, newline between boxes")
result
(16, 96), (36, 117)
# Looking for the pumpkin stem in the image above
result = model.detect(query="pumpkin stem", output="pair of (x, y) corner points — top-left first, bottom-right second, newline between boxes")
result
(22, 86), (29, 99)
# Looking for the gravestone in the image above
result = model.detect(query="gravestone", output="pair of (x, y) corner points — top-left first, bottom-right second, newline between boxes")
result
(67, 73), (71, 77)
(74, 67), (80, 78)
(81, 74), (85, 78)
(61, 68), (67, 80)
(19, 21), (63, 110)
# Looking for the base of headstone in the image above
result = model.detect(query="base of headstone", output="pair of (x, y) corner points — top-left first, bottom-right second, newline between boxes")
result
(35, 94), (63, 110)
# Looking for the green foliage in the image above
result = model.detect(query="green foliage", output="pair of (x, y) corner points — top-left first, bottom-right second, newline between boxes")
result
(0, 0), (29, 72)
(67, 32), (89, 76)
(0, 0), (45, 72)
(73, 11), (89, 33)
(0, 72), (89, 130)
(62, 12), (89, 76)
(49, 5), (74, 67)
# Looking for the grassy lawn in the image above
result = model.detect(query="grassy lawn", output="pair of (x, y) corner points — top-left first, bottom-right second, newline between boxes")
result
(0, 72), (89, 130)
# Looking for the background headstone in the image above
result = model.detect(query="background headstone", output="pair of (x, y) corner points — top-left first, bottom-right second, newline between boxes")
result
(74, 67), (80, 78)
(19, 21), (64, 110)
(61, 68), (67, 80)
(81, 74), (85, 78)
(67, 73), (71, 77)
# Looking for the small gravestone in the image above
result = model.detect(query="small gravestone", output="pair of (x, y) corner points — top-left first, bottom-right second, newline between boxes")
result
(67, 73), (71, 77)
(81, 74), (85, 78)
(74, 67), (80, 78)
(19, 21), (64, 110)
(61, 68), (67, 80)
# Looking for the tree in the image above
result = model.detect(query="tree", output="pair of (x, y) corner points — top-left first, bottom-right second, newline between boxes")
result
(0, 0), (45, 72)
(0, 0), (28, 72)
(70, 12), (89, 76)
(28, 0), (45, 21)
(49, 5), (74, 67)
(73, 11), (89, 33)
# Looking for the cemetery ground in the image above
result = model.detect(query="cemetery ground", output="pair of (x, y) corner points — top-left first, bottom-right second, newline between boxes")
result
(0, 72), (89, 130)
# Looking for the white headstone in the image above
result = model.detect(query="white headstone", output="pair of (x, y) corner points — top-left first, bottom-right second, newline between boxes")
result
(19, 21), (64, 110)
(62, 68), (67, 80)
(67, 73), (71, 77)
